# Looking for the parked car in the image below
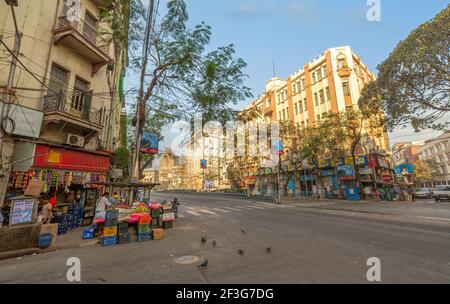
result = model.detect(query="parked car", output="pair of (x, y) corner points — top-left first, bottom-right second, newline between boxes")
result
(433, 185), (450, 202)
(413, 188), (433, 199)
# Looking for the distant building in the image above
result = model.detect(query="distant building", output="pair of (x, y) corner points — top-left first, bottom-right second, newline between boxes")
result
(141, 169), (159, 184)
(158, 149), (186, 190)
(392, 142), (424, 167)
(416, 132), (450, 186)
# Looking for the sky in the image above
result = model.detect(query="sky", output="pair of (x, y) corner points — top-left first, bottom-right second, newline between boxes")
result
(129, 0), (449, 164)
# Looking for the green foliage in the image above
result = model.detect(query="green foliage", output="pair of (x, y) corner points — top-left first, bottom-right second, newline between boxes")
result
(376, 4), (450, 131)
(113, 147), (130, 179)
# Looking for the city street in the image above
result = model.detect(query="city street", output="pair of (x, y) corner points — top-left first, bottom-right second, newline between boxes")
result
(0, 192), (449, 284)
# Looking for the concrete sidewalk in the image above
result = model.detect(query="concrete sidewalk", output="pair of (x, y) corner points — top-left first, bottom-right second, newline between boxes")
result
(281, 197), (450, 221)
(0, 228), (99, 261)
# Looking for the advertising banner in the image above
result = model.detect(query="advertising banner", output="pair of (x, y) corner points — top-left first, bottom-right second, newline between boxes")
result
(140, 132), (159, 154)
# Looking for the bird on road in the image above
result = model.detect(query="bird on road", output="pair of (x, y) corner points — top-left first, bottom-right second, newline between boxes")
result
(198, 259), (208, 268)
(241, 228), (247, 234)
(238, 249), (245, 256)
(266, 247), (272, 254)
(212, 240), (217, 247)
(201, 236), (207, 244)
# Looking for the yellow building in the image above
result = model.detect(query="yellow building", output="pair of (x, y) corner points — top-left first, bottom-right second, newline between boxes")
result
(141, 169), (159, 184)
(237, 46), (390, 194)
(0, 0), (126, 204)
(158, 149), (186, 190)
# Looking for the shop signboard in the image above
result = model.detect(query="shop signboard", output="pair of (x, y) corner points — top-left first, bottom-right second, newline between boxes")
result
(200, 159), (207, 169)
(367, 155), (378, 168)
(318, 159), (331, 169)
(299, 175), (315, 182)
(9, 198), (38, 226)
(337, 165), (355, 181)
(359, 168), (374, 175)
(344, 156), (367, 166)
(378, 157), (390, 169)
(332, 157), (345, 167)
(319, 170), (335, 177)
(394, 164), (414, 174)
(140, 132), (159, 154)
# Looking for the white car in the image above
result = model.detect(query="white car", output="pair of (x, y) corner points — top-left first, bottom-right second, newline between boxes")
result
(433, 185), (450, 202)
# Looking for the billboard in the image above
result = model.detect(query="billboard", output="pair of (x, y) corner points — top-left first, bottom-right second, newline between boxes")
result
(140, 132), (159, 154)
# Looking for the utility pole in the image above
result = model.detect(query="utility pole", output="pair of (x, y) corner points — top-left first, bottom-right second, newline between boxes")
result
(130, 0), (155, 185)
(0, 2), (22, 206)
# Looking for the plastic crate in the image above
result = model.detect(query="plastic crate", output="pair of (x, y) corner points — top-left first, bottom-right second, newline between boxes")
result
(82, 228), (95, 239)
(118, 222), (129, 233)
(118, 233), (131, 244)
(137, 232), (151, 242)
(105, 210), (119, 227)
(101, 236), (118, 247)
(103, 226), (118, 237)
(138, 224), (150, 234)
(38, 233), (53, 249)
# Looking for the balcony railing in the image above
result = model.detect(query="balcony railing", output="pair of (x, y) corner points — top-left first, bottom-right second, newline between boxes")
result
(57, 16), (110, 56)
(43, 92), (103, 126)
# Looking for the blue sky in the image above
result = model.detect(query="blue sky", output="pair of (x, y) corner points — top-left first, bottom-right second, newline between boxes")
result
(131, 0), (449, 153)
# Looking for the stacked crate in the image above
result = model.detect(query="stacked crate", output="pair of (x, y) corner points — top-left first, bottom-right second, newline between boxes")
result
(118, 222), (130, 244)
(137, 214), (151, 242)
(150, 207), (162, 228)
(101, 209), (119, 247)
(152, 228), (164, 240)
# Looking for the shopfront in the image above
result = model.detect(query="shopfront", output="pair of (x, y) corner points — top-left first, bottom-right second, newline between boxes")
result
(7, 144), (110, 229)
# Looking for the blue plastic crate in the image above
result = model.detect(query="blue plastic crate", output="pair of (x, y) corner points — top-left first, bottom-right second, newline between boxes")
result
(38, 233), (53, 249)
(137, 232), (151, 242)
(101, 236), (118, 247)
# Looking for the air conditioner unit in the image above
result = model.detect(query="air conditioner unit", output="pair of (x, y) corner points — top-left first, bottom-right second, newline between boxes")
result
(67, 133), (85, 147)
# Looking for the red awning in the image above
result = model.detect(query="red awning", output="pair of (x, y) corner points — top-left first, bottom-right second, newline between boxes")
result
(33, 144), (110, 173)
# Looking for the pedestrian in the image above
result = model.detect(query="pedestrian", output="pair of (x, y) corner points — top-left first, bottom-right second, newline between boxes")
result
(95, 192), (111, 215)
(41, 198), (53, 224)
(172, 198), (180, 219)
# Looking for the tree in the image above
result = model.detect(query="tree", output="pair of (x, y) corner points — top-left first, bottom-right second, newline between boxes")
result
(376, 4), (450, 131)
(128, 0), (252, 179)
(414, 159), (442, 186)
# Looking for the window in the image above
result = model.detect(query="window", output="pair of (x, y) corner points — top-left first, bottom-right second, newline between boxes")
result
(314, 93), (319, 106)
(295, 103), (298, 115)
(342, 82), (351, 96)
(83, 11), (98, 44)
(293, 84), (297, 94)
(303, 98), (307, 111)
(299, 102), (303, 113)
(301, 78), (306, 90)
(323, 66), (328, 77)
(297, 81), (302, 91)
(49, 64), (68, 93)
(305, 119), (309, 126)
(338, 57), (347, 69)
(71, 77), (90, 112)
(267, 98), (271, 106)
(319, 90), (325, 104)
(316, 69), (322, 80)
(312, 73), (316, 83)
(326, 87), (330, 101)
(316, 114), (321, 121)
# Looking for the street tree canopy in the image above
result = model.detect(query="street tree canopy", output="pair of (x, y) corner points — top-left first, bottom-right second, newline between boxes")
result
(376, 4), (450, 131)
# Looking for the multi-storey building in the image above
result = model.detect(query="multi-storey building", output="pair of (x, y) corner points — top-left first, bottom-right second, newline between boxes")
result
(141, 169), (159, 185)
(158, 149), (186, 190)
(237, 46), (390, 196)
(392, 142), (424, 167)
(0, 0), (126, 206)
(416, 132), (450, 186)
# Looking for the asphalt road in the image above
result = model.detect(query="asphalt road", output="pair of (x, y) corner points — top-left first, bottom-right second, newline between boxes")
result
(0, 192), (449, 284)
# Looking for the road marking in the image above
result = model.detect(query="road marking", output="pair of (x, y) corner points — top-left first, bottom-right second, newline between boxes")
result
(198, 209), (218, 215)
(212, 208), (230, 213)
(185, 210), (201, 216)
(247, 205), (266, 210)
(223, 207), (243, 211)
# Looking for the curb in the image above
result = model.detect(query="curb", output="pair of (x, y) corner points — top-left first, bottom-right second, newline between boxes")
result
(0, 240), (100, 261)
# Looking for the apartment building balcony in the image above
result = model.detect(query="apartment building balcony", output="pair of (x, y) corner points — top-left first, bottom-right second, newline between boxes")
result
(53, 16), (111, 76)
(42, 92), (104, 137)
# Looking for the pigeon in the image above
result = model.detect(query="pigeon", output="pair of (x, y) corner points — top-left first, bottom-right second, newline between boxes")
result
(212, 240), (217, 247)
(241, 228), (247, 234)
(198, 259), (208, 268)
(238, 249), (245, 256)
(266, 247), (272, 254)
(201, 236), (207, 243)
